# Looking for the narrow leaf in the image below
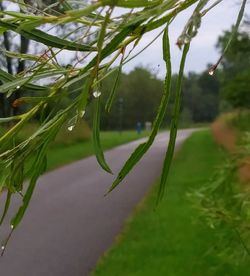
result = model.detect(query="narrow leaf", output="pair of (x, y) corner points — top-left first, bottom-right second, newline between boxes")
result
(81, 21), (141, 74)
(0, 69), (66, 94)
(157, 29), (191, 203)
(93, 97), (113, 174)
(0, 191), (12, 226)
(107, 25), (172, 193)
(102, 0), (162, 8)
(0, 21), (96, 52)
(105, 52), (124, 113)
(0, 68), (47, 92)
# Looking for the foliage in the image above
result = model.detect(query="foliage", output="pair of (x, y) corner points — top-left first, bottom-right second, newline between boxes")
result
(221, 68), (250, 109)
(99, 67), (164, 130)
(230, 110), (250, 133)
(0, 0), (247, 251)
(189, 113), (250, 266)
(189, 158), (250, 264)
(181, 71), (220, 122)
(217, 29), (250, 109)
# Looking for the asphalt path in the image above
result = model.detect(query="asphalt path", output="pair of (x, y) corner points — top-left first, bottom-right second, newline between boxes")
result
(0, 129), (195, 276)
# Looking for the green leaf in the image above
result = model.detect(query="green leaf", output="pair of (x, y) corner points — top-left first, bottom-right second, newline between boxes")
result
(0, 115), (22, 123)
(102, 0), (162, 8)
(210, 0), (248, 73)
(107, 25), (172, 194)
(0, 191), (12, 226)
(11, 168), (39, 229)
(10, 118), (64, 228)
(1, 11), (42, 20)
(120, 0), (176, 28)
(157, 28), (191, 203)
(81, 21), (141, 74)
(60, 0), (73, 11)
(93, 97), (113, 174)
(0, 69), (66, 94)
(64, 2), (102, 22)
(1, 49), (51, 63)
(0, 21), (96, 52)
(105, 58), (123, 113)
(0, 69), (47, 92)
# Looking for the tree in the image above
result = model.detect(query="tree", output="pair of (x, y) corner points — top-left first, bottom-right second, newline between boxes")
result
(0, 0), (247, 249)
(179, 71), (220, 123)
(100, 67), (163, 130)
(0, 2), (30, 117)
(217, 28), (250, 109)
(221, 68), (250, 108)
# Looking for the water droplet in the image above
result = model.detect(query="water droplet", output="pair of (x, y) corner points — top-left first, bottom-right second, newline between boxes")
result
(68, 125), (74, 132)
(208, 69), (214, 76)
(93, 91), (101, 98)
(11, 224), (14, 229)
(184, 36), (190, 44)
(16, 86), (20, 89)
(80, 110), (85, 118)
(1, 245), (5, 250)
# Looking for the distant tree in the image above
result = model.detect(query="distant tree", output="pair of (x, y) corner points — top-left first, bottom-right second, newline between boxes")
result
(217, 29), (250, 109)
(181, 71), (220, 122)
(221, 68), (250, 108)
(100, 67), (163, 130)
(0, 2), (29, 117)
(217, 30), (250, 76)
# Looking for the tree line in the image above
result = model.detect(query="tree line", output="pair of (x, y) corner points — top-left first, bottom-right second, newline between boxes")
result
(93, 66), (220, 130)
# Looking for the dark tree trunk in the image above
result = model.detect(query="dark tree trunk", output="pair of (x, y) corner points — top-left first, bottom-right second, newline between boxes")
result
(2, 31), (13, 117)
(0, 3), (12, 117)
(0, 3), (29, 117)
(13, 35), (29, 116)
(0, 94), (6, 117)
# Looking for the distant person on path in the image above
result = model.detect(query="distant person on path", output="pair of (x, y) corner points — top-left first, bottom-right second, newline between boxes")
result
(136, 122), (142, 135)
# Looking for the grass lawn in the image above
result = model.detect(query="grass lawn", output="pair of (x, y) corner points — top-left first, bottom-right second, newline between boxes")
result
(92, 130), (249, 276)
(46, 130), (148, 171)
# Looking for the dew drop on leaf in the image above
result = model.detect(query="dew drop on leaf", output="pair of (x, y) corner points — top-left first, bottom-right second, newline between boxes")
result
(208, 69), (214, 76)
(68, 125), (74, 132)
(80, 110), (85, 118)
(93, 91), (101, 98)
(184, 36), (190, 44)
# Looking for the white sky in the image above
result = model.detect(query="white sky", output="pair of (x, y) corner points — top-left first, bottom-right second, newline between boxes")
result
(121, 1), (250, 78)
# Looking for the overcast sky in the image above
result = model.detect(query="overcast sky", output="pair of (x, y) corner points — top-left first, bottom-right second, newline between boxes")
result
(122, 1), (250, 78)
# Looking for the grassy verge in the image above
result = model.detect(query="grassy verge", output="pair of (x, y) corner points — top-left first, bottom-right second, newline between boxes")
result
(47, 130), (148, 171)
(92, 130), (249, 276)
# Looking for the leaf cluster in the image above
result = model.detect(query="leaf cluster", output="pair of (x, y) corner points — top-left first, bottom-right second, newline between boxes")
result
(0, 0), (247, 251)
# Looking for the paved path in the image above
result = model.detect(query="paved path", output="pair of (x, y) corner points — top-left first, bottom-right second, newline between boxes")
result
(0, 129), (195, 276)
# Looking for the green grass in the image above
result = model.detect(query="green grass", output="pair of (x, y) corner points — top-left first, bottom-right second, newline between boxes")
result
(92, 130), (249, 276)
(46, 130), (148, 171)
